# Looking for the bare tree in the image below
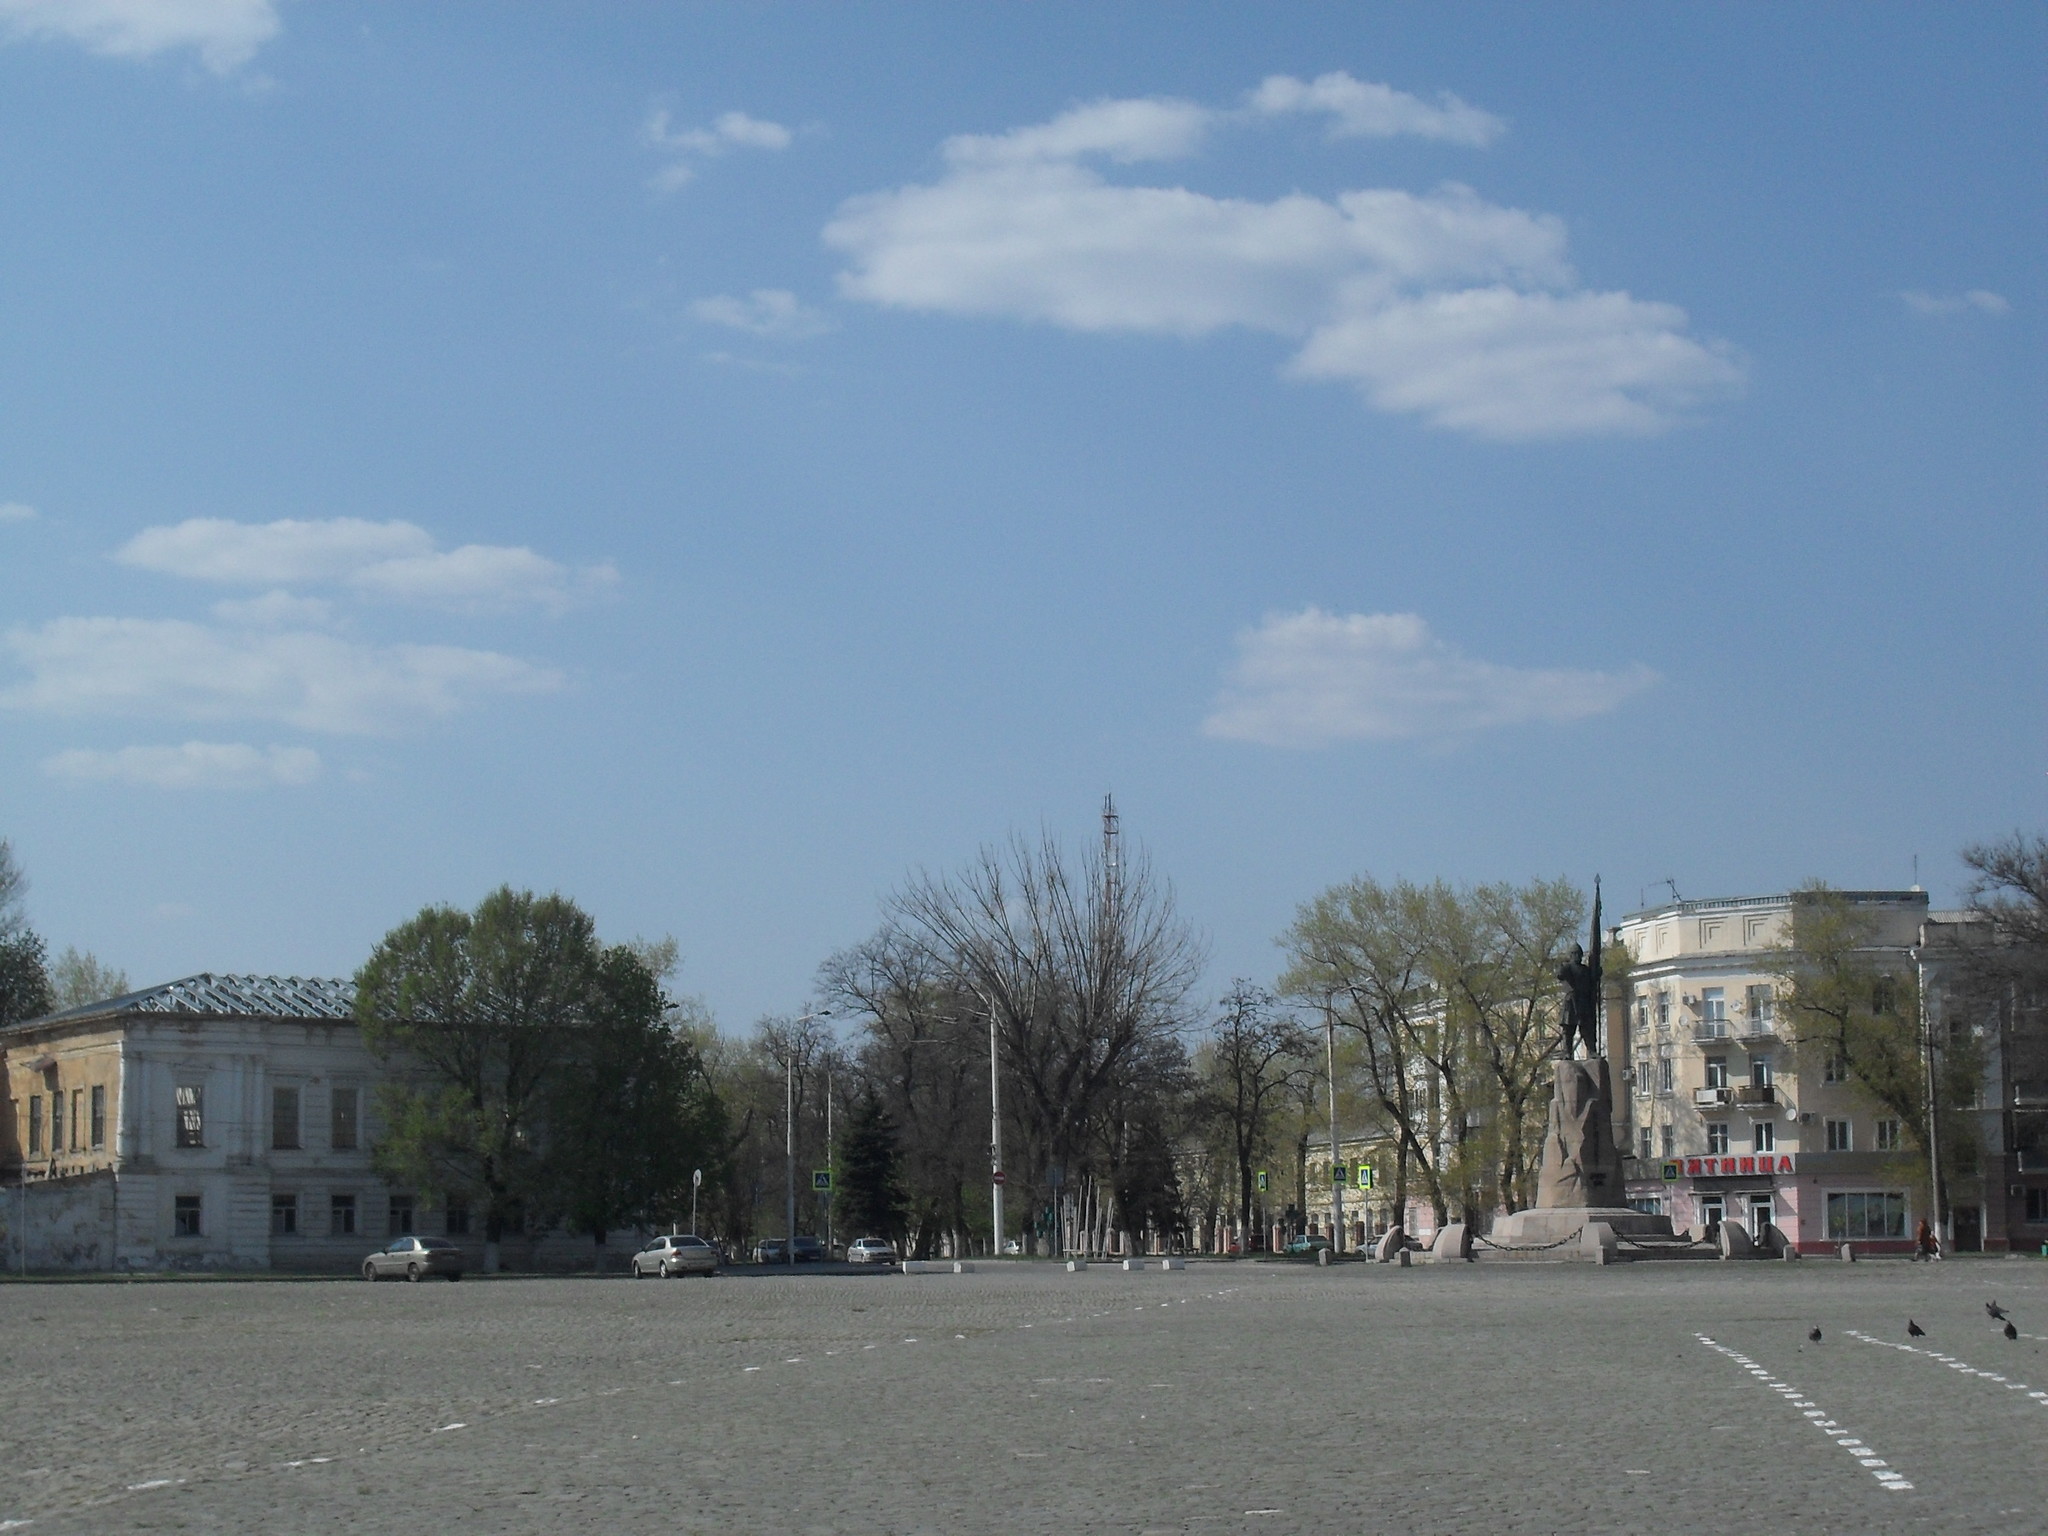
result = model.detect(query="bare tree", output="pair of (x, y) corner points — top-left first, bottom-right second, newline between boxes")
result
(1194, 982), (1313, 1241)
(885, 830), (1202, 1255)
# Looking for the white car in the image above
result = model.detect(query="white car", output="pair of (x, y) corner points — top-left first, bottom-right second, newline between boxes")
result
(846, 1237), (898, 1265)
(632, 1233), (719, 1277)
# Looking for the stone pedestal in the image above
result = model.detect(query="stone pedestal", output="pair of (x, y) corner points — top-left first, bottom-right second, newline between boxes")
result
(1535, 1057), (1626, 1208)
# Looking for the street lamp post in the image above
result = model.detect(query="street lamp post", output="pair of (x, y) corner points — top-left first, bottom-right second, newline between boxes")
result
(785, 1009), (831, 1268)
(1325, 1008), (1345, 1254)
(690, 1167), (702, 1238)
(982, 989), (1006, 1259)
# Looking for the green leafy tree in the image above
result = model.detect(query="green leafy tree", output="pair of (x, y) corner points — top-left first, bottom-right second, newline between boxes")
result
(50, 947), (129, 1011)
(1774, 884), (1980, 1184)
(837, 1094), (907, 1244)
(354, 887), (606, 1266)
(545, 949), (728, 1244)
(0, 839), (54, 1027)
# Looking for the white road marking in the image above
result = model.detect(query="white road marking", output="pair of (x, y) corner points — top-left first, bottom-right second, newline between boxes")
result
(1697, 1335), (1912, 1492)
(1846, 1331), (2048, 1413)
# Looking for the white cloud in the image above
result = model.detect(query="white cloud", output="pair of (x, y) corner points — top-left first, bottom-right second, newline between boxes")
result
(1203, 608), (1656, 747)
(0, 501), (35, 522)
(1901, 289), (2010, 317)
(644, 108), (793, 192)
(116, 517), (617, 614)
(2, 617), (562, 736)
(211, 589), (334, 627)
(825, 84), (1742, 439)
(0, 0), (279, 74)
(1289, 286), (1743, 440)
(689, 288), (835, 339)
(44, 740), (321, 789)
(1249, 72), (1504, 147)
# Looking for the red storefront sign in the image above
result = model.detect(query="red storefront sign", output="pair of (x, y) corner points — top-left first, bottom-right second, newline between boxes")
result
(1683, 1154), (1796, 1178)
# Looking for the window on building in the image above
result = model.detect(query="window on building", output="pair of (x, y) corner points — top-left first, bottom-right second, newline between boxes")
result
(1660, 1124), (1675, 1158)
(1635, 995), (1649, 1034)
(271, 1085), (301, 1151)
(1874, 1119), (1902, 1152)
(1826, 1191), (1906, 1240)
(1656, 1053), (1674, 1095)
(271, 1194), (298, 1236)
(1754, 1121), (1776, 1154)
(444, 1196), (470, 1236)
(2026, 1188), (2048, 1225)
(389, 1196), (415, 1237)
(330, 1194), (357, 1236)
(174, 1084), (204, 1148)
(1746, 984), (1775, 1031)
(1705, 1056), (1729, 1090)
(1656, 991), (1671, 1029)
(331, 1087), (359, 1151)
(69, 1089), (82, 1151)
(1706, 1122), (1729, 1155)
(1872, 975), (1898, 1015)
(89, 1084), (106, 1150)
(174, 1194), (203, 1237)
(50, 1087), (64, 1152)
(27, 1094), (42, 1155)
(1825, 1119), (1853, 1152)
(1824, 1054), (1849, 1084)
(1751, 1056), (1774, 1088)
(1701, 987), (1727, 1035)
(1639, 1127), (1653, 1161)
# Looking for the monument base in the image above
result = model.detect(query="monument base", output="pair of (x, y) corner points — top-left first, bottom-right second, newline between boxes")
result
(1487, 1206), (1673, 1246)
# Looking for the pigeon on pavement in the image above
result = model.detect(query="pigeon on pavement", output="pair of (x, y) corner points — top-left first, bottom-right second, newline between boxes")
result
(1808, 1326), (1823, 1343)
(2004, 1321), (2019, 1342)
(1988, 1301), (2010, 1321)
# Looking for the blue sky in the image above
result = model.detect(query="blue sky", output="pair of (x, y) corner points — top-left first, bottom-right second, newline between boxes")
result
(1, 3), (2040, 1028)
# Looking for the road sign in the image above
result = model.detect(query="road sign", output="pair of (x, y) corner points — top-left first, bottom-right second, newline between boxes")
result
(1355, 1165), (1375, 1190)
(1255, 1170), (1268, 1193)
(1661, 1160), (1681, 1183)
(691, 1168), (703, 1188)
(812, 1169), (833, 1192)
(1331, 1162), (1348, 1187)
(992, 1170), (1006, 1185)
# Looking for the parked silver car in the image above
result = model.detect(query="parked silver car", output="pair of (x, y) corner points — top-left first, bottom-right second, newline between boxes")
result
(846, 1237), (898, 1265)
(362, 1236), (464, 1282)
(632, 1233), (718, 1277)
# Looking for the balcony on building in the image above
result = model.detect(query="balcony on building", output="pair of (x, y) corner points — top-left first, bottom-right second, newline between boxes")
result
(1694, 1087), (1732, 1108)
(1732, 1084), (1776, 1107)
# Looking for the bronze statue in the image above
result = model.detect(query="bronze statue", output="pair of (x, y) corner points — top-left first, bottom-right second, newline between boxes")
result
(1555, 878), (1604, 1058)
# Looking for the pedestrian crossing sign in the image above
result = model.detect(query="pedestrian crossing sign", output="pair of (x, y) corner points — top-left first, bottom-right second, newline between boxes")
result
(1355, 1166), (1375, 1190)
(813, 1170), (833, 1192)
(1331, 1162), (1347, 1187)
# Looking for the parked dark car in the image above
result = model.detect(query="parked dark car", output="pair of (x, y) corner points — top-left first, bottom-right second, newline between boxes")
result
(362, 1236), (464, 1281)
(752, 1235), (825, 1263)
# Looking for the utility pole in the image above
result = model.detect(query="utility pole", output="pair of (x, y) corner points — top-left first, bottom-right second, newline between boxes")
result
(987, 989), (1005, 1258)
(785, 1008), (830, 1267)
(1916, 935), (1945, 1250)
(1326, 1007), (1345, 1254)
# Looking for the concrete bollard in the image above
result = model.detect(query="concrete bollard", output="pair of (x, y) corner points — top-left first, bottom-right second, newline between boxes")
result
(1782, 1246), (1800, 1262)
(1396, 1249), (1411, 1267)
(1159, 1257), (1184, 1271)
(1123, 1258), (1143, 1271)
(953, 1261), (974, 1274)
(1316, 1247), (1330, 1267)
(1838, 1243), (1856, 1262)
(1066, 1258), (1087, 1273)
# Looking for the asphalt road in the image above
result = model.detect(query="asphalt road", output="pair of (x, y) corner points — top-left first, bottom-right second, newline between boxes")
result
(3, 1256), (2046, 1534)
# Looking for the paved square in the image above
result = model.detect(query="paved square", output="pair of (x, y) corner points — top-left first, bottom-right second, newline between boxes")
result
(4, 1258), (2045, 1534)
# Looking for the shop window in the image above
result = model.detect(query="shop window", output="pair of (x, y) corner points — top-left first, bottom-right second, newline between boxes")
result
(1825, 1191), (1906, 1241)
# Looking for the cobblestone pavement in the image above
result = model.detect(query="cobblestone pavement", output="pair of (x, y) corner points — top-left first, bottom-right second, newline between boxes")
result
(4, 1257), (2046, 1535)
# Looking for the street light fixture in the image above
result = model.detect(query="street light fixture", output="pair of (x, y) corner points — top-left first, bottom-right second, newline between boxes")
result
(785, 1009), (831, 1269)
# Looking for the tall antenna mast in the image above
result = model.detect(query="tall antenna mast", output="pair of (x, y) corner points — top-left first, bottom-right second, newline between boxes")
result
(1101, 792), (1122, 926)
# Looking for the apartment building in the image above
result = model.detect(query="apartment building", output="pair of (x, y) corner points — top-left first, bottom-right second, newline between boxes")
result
(1616, 889), (2044, 1255)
